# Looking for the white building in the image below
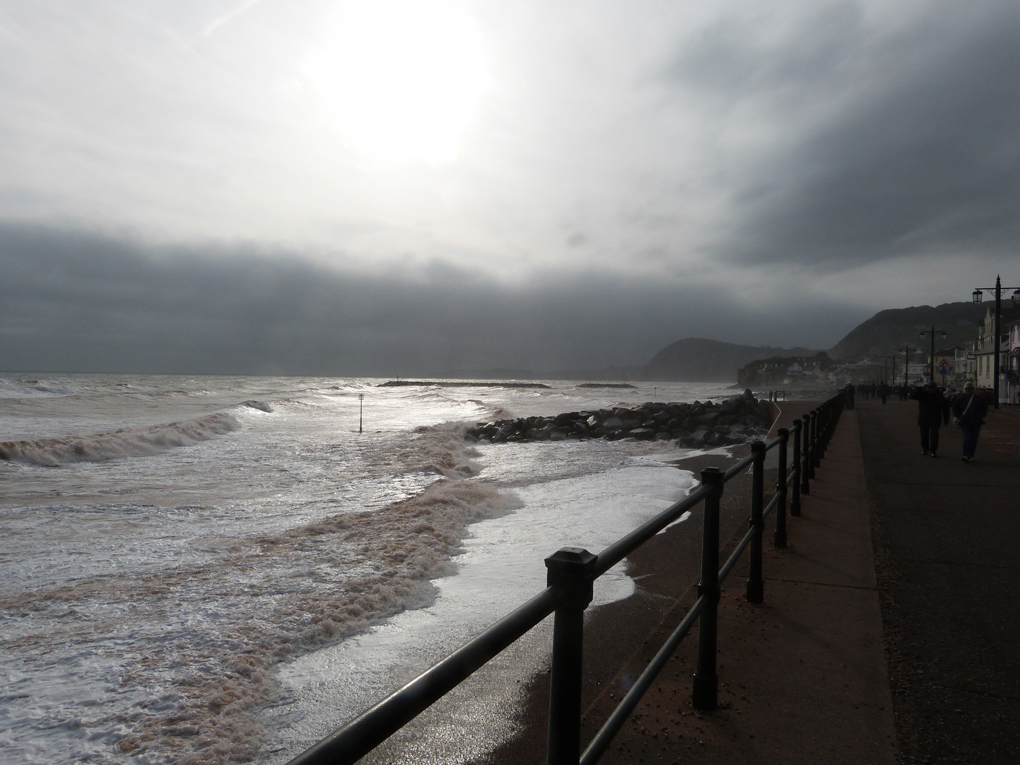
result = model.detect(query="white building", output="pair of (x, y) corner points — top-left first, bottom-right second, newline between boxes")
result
(1007, 318), (1020, 405)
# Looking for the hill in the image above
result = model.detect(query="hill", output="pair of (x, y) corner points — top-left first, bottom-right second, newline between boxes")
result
(642, 338), (818, 382)
(828, 302), (998, 361)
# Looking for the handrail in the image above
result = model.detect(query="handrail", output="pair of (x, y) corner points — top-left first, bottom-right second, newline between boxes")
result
(594, 483), (712, 577)
(286, 588), (560, 765)
(718, 524), (756, 582)
(722, 451), (756, 481)
(580, 593), (708, 765)
(285, 392), (846, 765)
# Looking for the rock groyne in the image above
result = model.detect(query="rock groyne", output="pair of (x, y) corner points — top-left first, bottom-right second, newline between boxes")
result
(466, 389), (774, 448)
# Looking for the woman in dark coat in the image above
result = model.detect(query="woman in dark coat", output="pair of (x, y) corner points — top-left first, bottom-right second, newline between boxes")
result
(951, 382), (989, 462)
(911, 381), (950, 457)
(844, 382), (856, 409)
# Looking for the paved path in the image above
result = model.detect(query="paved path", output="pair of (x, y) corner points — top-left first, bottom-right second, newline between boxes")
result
(858, 398), (1020, 764)
(563, 401), (897, 765)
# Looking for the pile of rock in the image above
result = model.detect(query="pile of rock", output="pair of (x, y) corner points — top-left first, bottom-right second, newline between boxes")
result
(465, 389), (774, 448)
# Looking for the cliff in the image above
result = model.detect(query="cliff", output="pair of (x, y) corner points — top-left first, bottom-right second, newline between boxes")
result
(827, 302), (994, 361)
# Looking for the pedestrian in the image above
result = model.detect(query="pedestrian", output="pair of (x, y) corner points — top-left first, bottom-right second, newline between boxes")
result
(844, 381), (856, 409)
(951, 382), (989, 462)
(878, 382), (889, 404)
(910, 380), (950, 457)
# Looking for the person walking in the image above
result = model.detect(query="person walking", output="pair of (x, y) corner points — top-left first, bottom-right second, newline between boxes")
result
(951, 382), (989, 462)
(911, 380), (950, 457)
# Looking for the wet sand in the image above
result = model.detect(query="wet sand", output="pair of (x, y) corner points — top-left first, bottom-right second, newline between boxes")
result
(474, 443), (765, 764)
(474, 401), (825, 764)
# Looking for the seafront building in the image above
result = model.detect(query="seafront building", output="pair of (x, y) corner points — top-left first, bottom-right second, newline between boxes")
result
(1007, 317), (1020, 405)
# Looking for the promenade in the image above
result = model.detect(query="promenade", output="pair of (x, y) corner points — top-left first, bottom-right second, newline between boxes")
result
(859, 397), (1020, 764)
(483, 396), (1020, 764)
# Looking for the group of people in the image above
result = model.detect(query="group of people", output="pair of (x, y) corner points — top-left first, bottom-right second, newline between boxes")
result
(910, 381), (989, 462)
(851, 382), (894, 403)
(842, 380), (991, 461)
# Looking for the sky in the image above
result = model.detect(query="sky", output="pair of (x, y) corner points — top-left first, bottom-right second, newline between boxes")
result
(1, 0), (1018, 376)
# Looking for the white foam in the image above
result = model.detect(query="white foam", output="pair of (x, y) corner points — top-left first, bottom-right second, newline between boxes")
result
(266, 461), (697, 764)
(0, 412), (241, 466)
(0, 374), (734, 765)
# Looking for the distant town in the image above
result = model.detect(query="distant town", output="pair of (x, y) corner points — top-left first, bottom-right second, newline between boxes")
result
(738, 300), (1020, 405)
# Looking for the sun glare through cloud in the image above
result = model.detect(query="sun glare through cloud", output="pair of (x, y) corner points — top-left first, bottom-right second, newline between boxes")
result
(302, 0), (489, 165)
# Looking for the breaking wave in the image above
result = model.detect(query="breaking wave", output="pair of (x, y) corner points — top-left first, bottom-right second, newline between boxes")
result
(240, 400), (273, 413)
(2, 475), (520, 764)
(0, 413), (242, 466)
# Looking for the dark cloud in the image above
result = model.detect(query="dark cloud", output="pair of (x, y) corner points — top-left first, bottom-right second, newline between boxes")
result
(566, 231), (587, 248)
(667, 1), (867, 104)
(0, 221), (864, 376)
(669, 2), (1020, 271)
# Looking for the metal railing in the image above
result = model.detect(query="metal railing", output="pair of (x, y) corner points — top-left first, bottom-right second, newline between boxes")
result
(286, 393), (846, 765)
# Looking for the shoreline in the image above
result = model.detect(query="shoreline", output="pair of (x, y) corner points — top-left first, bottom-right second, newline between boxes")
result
(475, 444), (764, 764)
(475, 401), (815, 764)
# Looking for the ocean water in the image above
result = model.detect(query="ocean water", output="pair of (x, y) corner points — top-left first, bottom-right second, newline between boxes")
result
(0, 374), (740, 765)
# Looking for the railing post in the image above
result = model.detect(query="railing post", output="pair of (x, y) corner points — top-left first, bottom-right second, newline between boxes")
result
(774, 428), (789, 547)
(817, 403), (828, 459)
(816, 406), (824, 467)
(545, 547), (597, 765)
(693, 467), (723, 711)
(791, 419), (802, 515)
(747, 441), (765, 603)
(800, 412), (812, 494)
(821, 401), (832, 454)
(807, 409), (818, 478)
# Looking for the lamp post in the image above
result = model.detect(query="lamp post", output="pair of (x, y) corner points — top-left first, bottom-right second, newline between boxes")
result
(919, 326), (947, 386)
(972, 275), (1020, 410)
(903, 344), (910, 387)
(359, 393), (364, 433)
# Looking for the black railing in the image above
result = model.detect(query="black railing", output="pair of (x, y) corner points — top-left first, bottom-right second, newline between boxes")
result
(286, 392), (846, 765)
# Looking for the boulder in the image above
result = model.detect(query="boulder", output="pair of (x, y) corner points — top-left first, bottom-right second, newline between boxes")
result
(463, 392), (775, 447)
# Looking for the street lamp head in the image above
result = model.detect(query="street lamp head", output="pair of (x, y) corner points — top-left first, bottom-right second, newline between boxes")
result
(919, 332), (925, 340)
(972, 289), (983, 304)
(940, 331), (946, 340)
(1013, 289), (1020, 307)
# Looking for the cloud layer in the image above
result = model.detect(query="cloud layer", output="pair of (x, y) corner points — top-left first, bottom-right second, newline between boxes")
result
(0, 222), (866, 375)
(0, 1), (1017, 374)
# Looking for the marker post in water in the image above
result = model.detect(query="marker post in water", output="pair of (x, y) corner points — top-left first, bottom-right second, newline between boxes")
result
(359, 393), (364, 434)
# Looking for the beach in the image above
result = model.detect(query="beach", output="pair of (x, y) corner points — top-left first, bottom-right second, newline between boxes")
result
(1, 373), (744, 765)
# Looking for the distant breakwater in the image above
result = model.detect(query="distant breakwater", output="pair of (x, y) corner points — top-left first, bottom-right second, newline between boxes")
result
(466, 390), (774, 447)
(379, 380), (551, 389)
(379, 380), (641, 390)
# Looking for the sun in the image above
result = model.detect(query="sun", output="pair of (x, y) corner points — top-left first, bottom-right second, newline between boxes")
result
(303, 0), (489, 165)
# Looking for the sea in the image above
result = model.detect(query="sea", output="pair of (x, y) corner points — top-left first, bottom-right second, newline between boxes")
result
(0, 374), (742, 765)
